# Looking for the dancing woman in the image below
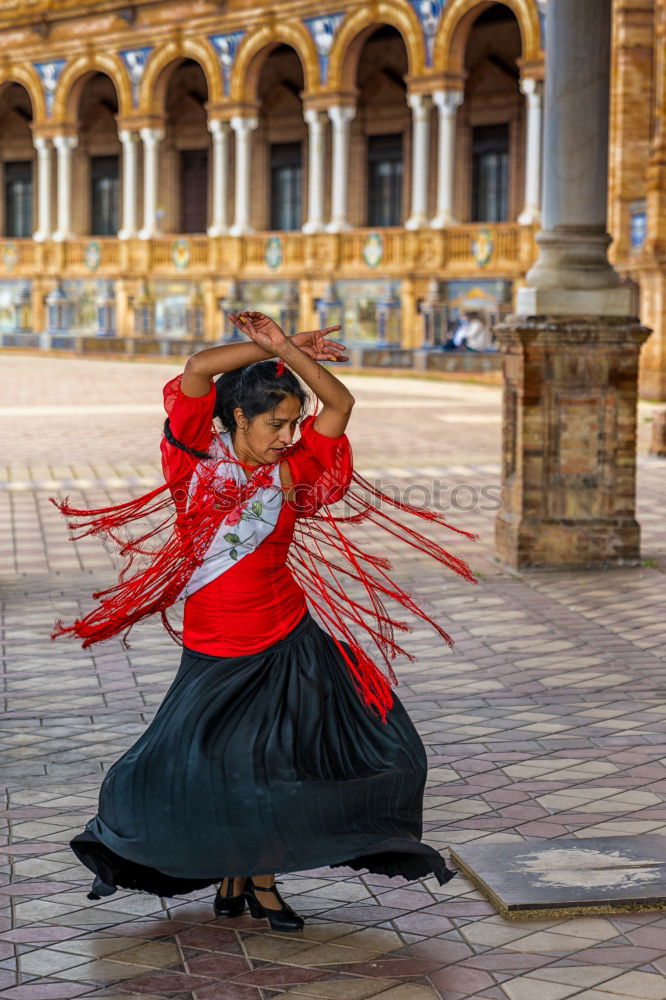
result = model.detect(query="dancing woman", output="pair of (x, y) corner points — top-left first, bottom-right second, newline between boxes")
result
(52, 311), (478, 933)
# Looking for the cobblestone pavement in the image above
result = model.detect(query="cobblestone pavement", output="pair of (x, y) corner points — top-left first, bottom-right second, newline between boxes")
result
(1, 355), (666, 1000)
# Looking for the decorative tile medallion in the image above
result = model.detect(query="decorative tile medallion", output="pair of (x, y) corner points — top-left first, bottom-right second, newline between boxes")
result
(472, 227), (494, 267)
(409, 0), (445, 66)
(3, 242), (18, 271)
(362, 232), (384, 268)
(210, 31), (246, 97)
(84, 241), (101, 272)
(34, 59), (66, 117)
(120, 46), (153, 107)
(304, 13), (344, 84)
(172, 239), (191, 270)
(265, 236), (283, 269)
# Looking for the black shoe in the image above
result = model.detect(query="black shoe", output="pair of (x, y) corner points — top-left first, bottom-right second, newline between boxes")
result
(213, 877), (246, 918)
(243, 877), (304, 932)
(87, 874), (117, 900)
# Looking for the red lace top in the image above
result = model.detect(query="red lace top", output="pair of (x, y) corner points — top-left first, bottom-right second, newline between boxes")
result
(160, 376), (351, 657)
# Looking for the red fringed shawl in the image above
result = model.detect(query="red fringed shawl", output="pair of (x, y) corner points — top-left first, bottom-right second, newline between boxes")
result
(50, 391), (479, 724)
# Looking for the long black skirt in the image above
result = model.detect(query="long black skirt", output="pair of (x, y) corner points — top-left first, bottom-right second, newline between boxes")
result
(70, 610), (454, 898)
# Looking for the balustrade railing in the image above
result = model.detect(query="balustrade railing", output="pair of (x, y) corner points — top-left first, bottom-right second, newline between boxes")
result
(0, 223), (535, 281)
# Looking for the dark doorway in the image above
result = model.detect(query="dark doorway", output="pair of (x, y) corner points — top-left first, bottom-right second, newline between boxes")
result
(180, 149), (209, 233)
(5, 161), (33, 237)
(91, 155), (119, 235)
(270, 142), (302, 231)
(367, 133), (403, 227)
(471, 123), (510, 222)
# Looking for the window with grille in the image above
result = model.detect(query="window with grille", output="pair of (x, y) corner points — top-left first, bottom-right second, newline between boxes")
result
(367, 134), (403, 228)
(471, 123), (510, 223)
(180, 149), (209, 233)
(5, 161), (32, 237)
(270, 142), (302, 231)
(91, 155), (119, 235)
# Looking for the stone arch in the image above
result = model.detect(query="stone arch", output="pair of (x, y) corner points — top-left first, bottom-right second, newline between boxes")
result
(139, 38), (222, 114)
(52, 53), (130, 123)
(327, 1), (425, 93)
(434, 0), (542, 74)
(1, 66), (43, 123)
(231, 21), (319, 103)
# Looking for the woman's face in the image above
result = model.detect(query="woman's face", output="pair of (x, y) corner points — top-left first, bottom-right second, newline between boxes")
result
(233, 395), (302, 466)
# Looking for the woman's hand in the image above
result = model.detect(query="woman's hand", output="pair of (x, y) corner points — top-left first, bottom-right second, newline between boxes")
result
(292, 326), (348, 362)
(230, 313), (348, 363)
(228, 312), (288, 354)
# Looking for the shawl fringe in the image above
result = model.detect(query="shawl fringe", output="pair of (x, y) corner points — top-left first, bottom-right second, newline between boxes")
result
(50, 430), (479, 724)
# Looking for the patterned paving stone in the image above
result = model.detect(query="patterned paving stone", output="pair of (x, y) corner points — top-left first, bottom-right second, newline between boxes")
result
(2, 357), (666, 999)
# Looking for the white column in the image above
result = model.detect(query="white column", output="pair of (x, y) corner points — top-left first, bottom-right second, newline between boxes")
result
(405, 93), (431, 230)
(303, 109), (326, 233)
(118, 130), (139, 239)
(518, 78), (543, 225)
(52, 134), (78, 242)
(431, 90), (463, 228)
(326, 105), (355, 233)
(33, 137), (53, 242)
(523, 0), (623, 301)
(138, 127), (164, 240)
(207, 119), (230, 237)
(516, 0), (632, 317)
(230, 115), (257, 236)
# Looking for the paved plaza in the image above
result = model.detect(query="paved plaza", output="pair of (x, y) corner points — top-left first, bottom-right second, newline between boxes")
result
(2, 354), (666, 1000)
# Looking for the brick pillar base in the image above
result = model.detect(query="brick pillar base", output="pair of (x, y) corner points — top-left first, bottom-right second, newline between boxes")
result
(494, 315), (651, 569)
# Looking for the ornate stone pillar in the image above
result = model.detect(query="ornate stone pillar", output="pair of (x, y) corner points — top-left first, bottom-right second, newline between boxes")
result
(520, 0), (626, 310)
(405, 93), (431, 230)
(138, 126), (164, 240)
(326, 105), (355, 233)
(431, 90), (463, 228)
(303, 109), (326, 234)
(52, 134), (78, 242)
(33, 137), (53, 242)
(208, 119), (230, 237)
(495, 0), (650, 570)
(517, 78), (543, 226)
(118, 130), (139, 239)
(230, 115), (257, 236)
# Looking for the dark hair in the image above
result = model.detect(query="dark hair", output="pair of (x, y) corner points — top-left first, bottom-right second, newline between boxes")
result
(163, 358), (309, 460)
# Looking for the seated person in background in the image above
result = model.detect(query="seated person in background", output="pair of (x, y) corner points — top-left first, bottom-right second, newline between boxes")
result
(463, 311), (494, 352)
(443, 316), (464, 350)
(452, 315), (470, 348)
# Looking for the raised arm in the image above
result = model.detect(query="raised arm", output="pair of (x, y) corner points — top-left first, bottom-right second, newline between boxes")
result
(181, 315), (348, 399)
(235, 312), (355, 438)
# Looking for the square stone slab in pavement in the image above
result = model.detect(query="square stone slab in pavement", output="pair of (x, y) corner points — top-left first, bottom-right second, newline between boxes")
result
(452, 835), (666, 920)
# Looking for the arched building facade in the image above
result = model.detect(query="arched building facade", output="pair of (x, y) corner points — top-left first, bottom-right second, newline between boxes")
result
(0, 0), (662, 397)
